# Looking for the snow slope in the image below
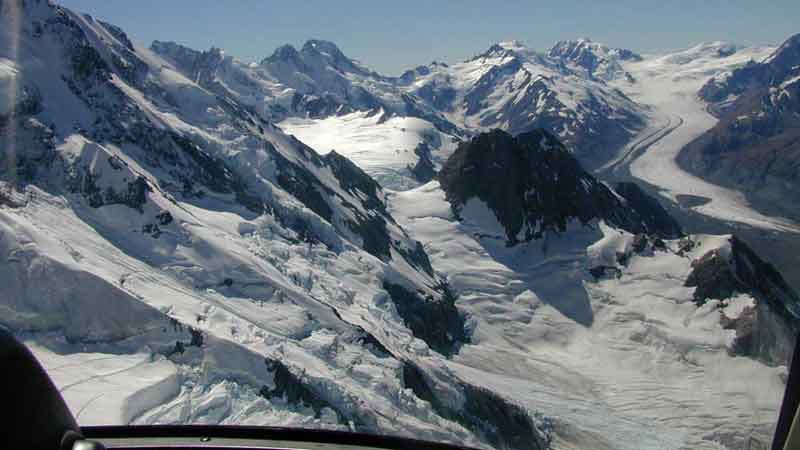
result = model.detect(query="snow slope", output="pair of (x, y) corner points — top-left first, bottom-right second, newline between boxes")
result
(605, 43), (800, 232)
(279, 110), (458, 190)
(390, 182), (789, 450)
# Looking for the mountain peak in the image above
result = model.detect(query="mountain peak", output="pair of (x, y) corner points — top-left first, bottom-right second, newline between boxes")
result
(296, 39), (373, 75)
(438, 129), (680, 245)
(301, 39), (345, 57)
(150, 40), (201, 64)
(471, 42), (522, 61)
(763, 33), (800, 66)
(549, 38), (641, 62)
(496, 40), (527, 51)
(264, 43), (302, 64)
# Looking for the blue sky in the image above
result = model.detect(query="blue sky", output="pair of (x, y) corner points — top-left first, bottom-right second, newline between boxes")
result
(57, 0), (799, 75)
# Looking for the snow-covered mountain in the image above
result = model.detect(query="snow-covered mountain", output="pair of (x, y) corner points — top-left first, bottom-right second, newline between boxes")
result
(151, 37), (648, 176)
(2, 2), (800, 450)
(438, 129), (683, 245)
(0, 2), (546, 449)
(547, 38), (641, 81)
(399, 40), (646, 166)
(149, 39), (464, 137)
(678, 33), (800, 222)
(146, 40), (465, 191)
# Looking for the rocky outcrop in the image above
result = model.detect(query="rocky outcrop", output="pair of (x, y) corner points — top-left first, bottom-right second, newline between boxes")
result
(383, 281), (466, 357)
(438, 129), (683, 245)
(260, 358), (351, 424)
(401, 362), (546, 450)
(685, 248), (744, 304)
(407, 142), (437, 183)
(613, 182), (683, 238)
(685, 236), (799, 364)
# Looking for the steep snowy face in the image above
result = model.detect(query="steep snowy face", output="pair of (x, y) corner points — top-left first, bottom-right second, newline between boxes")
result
(401, 40), (647, 165)
(0, 3), (553, 448)
(679, 33), (800, 222)
(278, 110), (460, 191)
(547, 38), (641, 81)
(438, 129), (682, 245)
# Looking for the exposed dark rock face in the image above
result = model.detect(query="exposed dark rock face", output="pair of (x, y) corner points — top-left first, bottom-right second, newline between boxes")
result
(402, 362), (546, 450)
(383, 281), (466, 357)
(171, 134), (248, 198)
(70, 171), (152, 212)
(165, 320), (205, 356)
(320, 149), (436, 273)
(351, 328), (392, 358)
(685, 249), (744, 304)
(613, 182), (683, 238)
(589, 265), (622, 281)
(464, 57), (524, 117)
(408, 143), (437, 183)
(260, 358), (348, 424)
(0, 185), (26, 208)
(720, 306), (758, 356)
(438, 129), (682, 245)
(18, 3), (441, 306)
(156, 210), (173, 225)
(258, 40), (390, 120)
(397, 241), (434, 277)
(413, 82), (457, 111)
(631, 233), (649, 253)
(97, 20), (134, 50)
(399, 42), (645, 164)
(324, 150), (387, 214)
(685, 236), (799, 364)
(680, 33), (800, 221)
(274, 156), (334, 224)
(322, 150), (392, 258)
(400, 93), (464, 137)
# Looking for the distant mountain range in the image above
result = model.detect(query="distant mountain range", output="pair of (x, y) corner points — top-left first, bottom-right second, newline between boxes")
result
(150, 37), (647, 166)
